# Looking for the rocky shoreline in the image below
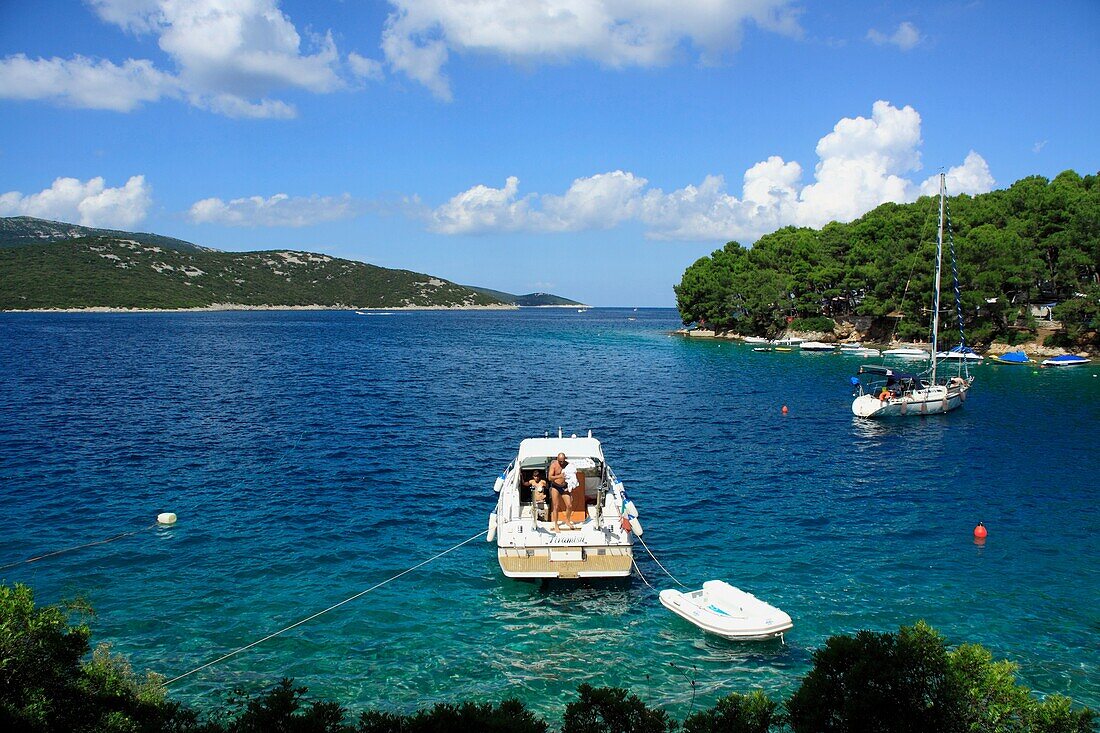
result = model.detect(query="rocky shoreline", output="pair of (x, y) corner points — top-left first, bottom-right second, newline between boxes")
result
(2, 303), (520, 314)
(674, 327), (1096, 358)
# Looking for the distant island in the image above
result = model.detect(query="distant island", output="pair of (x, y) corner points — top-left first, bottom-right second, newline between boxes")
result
(675, 171), (1100, 352)
(0, 217), (581, 311)
(463, 285), (585, 307)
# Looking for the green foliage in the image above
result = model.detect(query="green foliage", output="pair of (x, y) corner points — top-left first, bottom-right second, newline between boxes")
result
(1052, 284), (1100, 346)
(0, 215), (206, 253)
(949, 644), (1096, 733)
(788, 316), (835, 334)
(0, 237), (509, 310)
(561, 684), (677, 733)
(0, 584), (202, 732)
(357, 698), (547, 733)
(786, 621), (963, 733)
(682, 691), (781, 733)
(676, 171), (1100, 342)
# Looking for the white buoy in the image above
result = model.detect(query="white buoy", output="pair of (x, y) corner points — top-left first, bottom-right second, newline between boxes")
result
(486, 512), (497, 542)
(628, 514), (644, 537)
(623, 500), (638, 517)
(157, 512), (177, 525)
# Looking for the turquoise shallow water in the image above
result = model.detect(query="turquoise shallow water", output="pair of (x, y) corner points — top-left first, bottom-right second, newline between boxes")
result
(1, 308), (1097, 717)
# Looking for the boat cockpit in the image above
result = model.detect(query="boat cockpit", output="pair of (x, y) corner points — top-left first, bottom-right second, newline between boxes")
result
(516, 455), (609, 526)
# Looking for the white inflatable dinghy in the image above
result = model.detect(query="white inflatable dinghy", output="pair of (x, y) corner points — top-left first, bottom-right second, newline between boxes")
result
(659, 580), (792, 641)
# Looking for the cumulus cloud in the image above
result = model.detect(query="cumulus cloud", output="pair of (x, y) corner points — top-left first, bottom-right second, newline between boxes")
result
(919, 151), (995, 198)
(0, 175), (152, 228)
(427, 101), (995, 242)
(429, 171), (647, 234)
(188, 193), (358, 227)
(0, 0), (368, 117)
(382, 0), (802, 100)
(0, 54), (178, 111)
(867, 21), (922, 51)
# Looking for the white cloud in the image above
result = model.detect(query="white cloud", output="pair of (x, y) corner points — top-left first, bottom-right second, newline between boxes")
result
(382, 0), (802, 100)
(1032, 140), (1048, 154)
(919, 151), (995, 198)
(348, 52), (385, 82)
(426, 101), (995, 242)
(867, 21), (922, 51)
(795, 100), (922, 226)
(429, 171), (647, 234)
(0, 175), (152, 228)
(0, 54), (177, 111)
(429, 176), (533, 233)
(188, 193), (357, 227)
(1, 1), (364, 117)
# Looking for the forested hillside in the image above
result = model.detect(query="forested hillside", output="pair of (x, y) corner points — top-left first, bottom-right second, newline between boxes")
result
(675, 171), (1100, 346)
(0, 237), (508, 310)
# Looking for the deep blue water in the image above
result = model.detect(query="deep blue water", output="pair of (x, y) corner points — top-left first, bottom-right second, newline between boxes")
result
(1, 308), (1097, 717)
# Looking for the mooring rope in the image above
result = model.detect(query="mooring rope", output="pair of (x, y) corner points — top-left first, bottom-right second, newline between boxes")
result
(635, 534), (687, 588)
(0, 432), (305, 573)
(164, 529), (488, 686)
(0, 523), (159, 572)
(632, 557), (655, 589)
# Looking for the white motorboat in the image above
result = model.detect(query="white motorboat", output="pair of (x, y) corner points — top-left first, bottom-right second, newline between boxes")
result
(773, 336), (804, 346)
(743, 336), (771, 344)
(839, 343), (864, 350)
(851, 173), (974, 418)
(935, 345), (984, 362)
(1042, 354), (1091, 367)
(882, 347), (929, 359)
(800, 341), (835, 351)
(659, 580), (793, 641)
(846, 348), (880, 357)
(489, 432), (639, 579)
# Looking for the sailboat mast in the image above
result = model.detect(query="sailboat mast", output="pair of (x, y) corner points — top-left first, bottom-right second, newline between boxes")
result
(931, 173), (945, 384)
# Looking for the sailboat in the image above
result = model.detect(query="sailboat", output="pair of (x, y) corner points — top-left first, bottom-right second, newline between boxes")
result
(852, 173), (975, 418)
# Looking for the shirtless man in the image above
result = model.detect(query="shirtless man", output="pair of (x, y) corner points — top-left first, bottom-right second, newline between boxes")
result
(548, 453), (575, 531)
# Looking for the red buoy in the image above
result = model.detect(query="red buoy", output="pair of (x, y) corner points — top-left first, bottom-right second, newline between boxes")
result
(973, 522), (987, 539)
(781, 405), (789, 414)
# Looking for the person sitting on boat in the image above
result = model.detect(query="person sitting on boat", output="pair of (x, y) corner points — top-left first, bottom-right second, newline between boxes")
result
(526, 470), (548, 520)
(548, 453), (576, 532)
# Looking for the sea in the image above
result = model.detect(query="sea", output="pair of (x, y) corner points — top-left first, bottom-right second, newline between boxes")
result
(1, 308), (1097, 718)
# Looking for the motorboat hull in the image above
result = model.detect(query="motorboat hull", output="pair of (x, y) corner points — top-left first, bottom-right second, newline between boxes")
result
(659, 581), (792, 640)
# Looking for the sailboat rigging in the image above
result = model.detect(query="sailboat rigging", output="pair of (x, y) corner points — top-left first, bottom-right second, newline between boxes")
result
(851, 173), (975, 418)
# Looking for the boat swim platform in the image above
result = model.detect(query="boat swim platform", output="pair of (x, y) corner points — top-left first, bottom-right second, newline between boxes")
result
(498, 547), (633, 579)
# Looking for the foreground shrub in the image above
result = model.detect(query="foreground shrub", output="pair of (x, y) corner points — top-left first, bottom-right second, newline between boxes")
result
(358, 698), (547, 733)
(561, 684), (676, 733)
(0, 583), (201, 732)
(786, 621), (962, 733)
(682, 691), (780, 733)
(950, 644), (1095, 733)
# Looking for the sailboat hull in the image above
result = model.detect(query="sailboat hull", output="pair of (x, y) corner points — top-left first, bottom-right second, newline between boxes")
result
(852, 382), (970, 418)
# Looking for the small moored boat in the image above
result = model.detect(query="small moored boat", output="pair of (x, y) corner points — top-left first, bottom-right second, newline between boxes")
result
(1042, 354), (1091, 367)
(800, 341), (835, 351)
(743, 336), (771, 344)
(936, 344), (984, 362)
(490, 431), (638, 579)
(991, 351), (1033, 364)
(660, 580), (793, 641)
(882, 347), (929, 360)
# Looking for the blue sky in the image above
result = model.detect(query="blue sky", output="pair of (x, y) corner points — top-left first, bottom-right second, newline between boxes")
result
(1, 1), (1097, 306)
